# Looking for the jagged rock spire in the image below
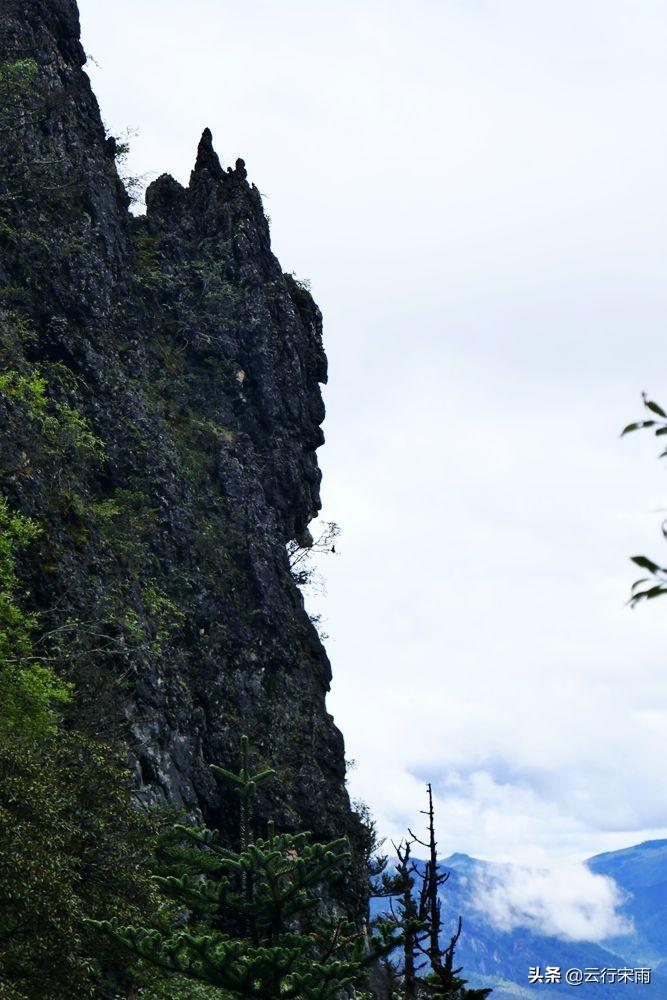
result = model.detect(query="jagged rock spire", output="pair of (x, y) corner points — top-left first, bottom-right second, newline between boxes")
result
(193, 127), (225, 181)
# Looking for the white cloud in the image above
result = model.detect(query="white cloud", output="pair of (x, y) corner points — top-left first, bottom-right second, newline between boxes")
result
(471, 862), (633, 943)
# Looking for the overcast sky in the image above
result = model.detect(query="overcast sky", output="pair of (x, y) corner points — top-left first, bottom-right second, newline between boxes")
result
(78, 0), (667, 877)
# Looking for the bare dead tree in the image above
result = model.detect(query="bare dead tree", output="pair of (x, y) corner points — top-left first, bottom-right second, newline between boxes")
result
(408, 784), (491, 998)
(397, 839), (421, 999)
(410, 784), (453, 984)
(287, 520), (341, 587)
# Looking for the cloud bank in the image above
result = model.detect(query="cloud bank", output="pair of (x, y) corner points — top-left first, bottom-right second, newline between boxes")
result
(471, 863), (632, 942)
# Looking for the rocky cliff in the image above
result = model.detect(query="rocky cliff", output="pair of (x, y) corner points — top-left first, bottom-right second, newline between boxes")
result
(0, 0), (366, 911)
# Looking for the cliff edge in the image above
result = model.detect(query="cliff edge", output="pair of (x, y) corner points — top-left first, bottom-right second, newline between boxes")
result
(0, 0), (366, 912)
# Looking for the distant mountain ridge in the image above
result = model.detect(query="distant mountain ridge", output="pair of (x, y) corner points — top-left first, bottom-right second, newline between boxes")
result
(371, 840), (667, 997)
(587, 840), (667, 969)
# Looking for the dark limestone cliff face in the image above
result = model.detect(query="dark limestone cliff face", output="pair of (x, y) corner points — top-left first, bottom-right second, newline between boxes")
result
(0, 0), (366, 912)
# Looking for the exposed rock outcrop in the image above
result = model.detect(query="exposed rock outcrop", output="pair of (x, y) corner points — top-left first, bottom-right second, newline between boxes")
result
(0, 0), (367, 914)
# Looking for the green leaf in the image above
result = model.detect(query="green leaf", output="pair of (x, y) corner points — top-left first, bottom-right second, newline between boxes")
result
(252, 768), (277, 784)
(621, 421), (656, 436)
(643, 395), (667, 417)
(210, 765), (245, 785)
(630, 555), (662, 574)
(656, 427), (667, 436)
(632, 585), (667, 603)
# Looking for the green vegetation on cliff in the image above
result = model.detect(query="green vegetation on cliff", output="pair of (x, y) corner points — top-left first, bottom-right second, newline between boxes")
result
(0, 496), (70, 737)
(0, 5), (372, 989)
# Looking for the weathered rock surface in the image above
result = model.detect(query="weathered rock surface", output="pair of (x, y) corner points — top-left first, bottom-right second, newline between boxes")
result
(0, 0), (367, 913)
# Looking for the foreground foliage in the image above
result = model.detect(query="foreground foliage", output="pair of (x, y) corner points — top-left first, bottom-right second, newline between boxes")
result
(622, 393), (667, 605)
(94, 735), (399, 998)
(0, 733), (159, 999)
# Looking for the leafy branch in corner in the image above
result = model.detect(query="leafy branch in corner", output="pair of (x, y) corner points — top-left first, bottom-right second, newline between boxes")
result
(621, 393), (667, 605)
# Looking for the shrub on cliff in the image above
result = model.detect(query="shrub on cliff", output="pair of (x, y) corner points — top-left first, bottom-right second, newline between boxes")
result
(0, 496), (72, 737)
(0, 58), (39, 134)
